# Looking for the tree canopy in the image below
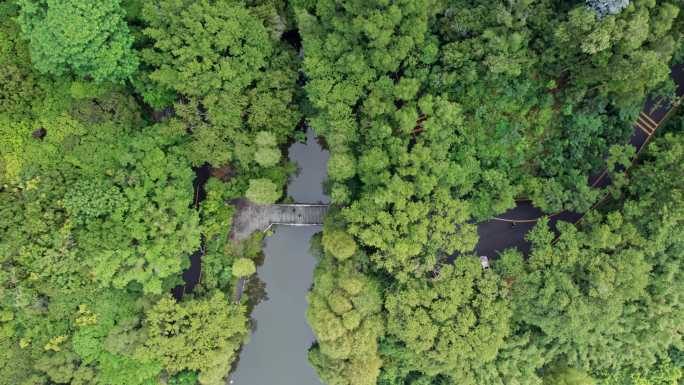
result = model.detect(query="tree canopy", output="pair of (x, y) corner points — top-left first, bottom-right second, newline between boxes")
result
(16, 0), (138, 82)
(307, 238), (384, 385)
(141, 0), (300, 169)
(1, 1), (684, 385)
(299, 1), (684, 384)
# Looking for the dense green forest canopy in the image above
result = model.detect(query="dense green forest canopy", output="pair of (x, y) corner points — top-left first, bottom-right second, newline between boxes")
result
(299, 1), (684, 385)
(0, 1), (683, 385)
(0, 0), (296, 383)
(297, 0), (681, 280)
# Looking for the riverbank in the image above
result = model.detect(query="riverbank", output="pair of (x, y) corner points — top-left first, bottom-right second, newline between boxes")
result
(229, 128), (329, 384)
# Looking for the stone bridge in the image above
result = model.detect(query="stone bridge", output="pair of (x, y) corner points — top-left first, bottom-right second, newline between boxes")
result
(230, 199), (329, 240)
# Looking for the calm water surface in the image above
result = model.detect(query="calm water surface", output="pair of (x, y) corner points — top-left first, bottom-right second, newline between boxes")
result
(229, 129), (328, 385)
(286, 129), (330, 204)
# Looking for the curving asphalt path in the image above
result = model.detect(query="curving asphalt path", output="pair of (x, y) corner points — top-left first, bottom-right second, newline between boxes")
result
(475, 64), (684, 258)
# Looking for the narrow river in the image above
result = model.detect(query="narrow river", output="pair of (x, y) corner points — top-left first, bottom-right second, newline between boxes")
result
(230, 128), (328, 385)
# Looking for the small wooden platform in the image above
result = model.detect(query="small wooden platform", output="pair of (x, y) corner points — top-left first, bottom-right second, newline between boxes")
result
(230, 199), (329, 240)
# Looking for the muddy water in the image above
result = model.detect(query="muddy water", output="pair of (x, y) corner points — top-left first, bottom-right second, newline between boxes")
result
(229, 128), (328, 385)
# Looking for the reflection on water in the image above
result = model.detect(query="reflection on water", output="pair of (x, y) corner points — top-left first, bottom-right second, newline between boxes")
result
(229, 226), (323, 385)
(229, 128), (328, 385)
(286, 128), (330, 204)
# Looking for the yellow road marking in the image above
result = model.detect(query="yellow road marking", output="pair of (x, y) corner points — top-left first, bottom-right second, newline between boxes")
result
(637, 114), (656, 131)
(636, 120), (658, 136)
(640, 112), (658, 127)
(635, 121), (653, 135)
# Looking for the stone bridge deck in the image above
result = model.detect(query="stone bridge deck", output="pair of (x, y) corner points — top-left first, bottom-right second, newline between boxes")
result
(230, 199), (329, 240)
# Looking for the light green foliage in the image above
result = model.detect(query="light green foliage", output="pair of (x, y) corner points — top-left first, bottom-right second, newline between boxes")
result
(501, 132), (684, 377)
(199, 178), (236, 241)
(625, 132), (684, 217)
(0, 90), (150, 292)
(232, 258), (256, 277)
(130, 71), (177, 111)
(344, 181), (478, 281)
(435, 0), (680, 213)
(544, 366), (596, 385)
(70, 292), (162, 385)
(141, 0), (300, 168)
(0, 80), (142, 184)
(74, 128), (200, 295)
(254, 131), (282, 167)
(508, 214), (652, 370)
(321, 229), (357, 261)
(300, 2), (683, 380)
(0, 51), (205, 382)
(196, 228), (265, 297)
(246, 178), (281, 204)
(384, 257), (511, 383)
(298, 2), (681, 383)
(554, 3), (676, 107)
(327, 152), (356, 181)
(3, 2), (684, 385)
(307, 248), (384, 385)
(0, 0), (286, 383)
(599, 357), (683, 385)
(142, 0), (269, 98)
(0, 265), (163, 385)
(195, 177), (248, 294)
(16, 0), (138, 82)
(0, 171), (84, 297)
(468, 332), (546, 385)
(63, 179), (127, 222)
(143, 292), (249, 385)
(254, 146), (282, 168)
(255, 130), (278, 148)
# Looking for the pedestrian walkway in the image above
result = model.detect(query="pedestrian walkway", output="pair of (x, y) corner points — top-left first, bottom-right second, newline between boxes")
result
(230, 199), (329, 241)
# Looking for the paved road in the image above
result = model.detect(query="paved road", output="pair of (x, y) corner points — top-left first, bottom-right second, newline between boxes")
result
(475, 64), (684, 258)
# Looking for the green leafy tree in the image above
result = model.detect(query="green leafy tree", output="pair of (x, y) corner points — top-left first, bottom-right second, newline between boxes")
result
(63, 179), (126, 223)
(307, 247), (384, 385)
(543, 366), (596, 385)
(469, 332), (547, 385)
(384, 257), (511, 383)
(322, 229), (357, 261)
(0, 3), (262, 384)
(141, 0), (300, 168)
(254, 146), (281, 168)
(73, 128), (200, 295)
(246, 178), (281, 204)
(501, 132), (684, 376)
(16, 0), (138, 82)
(232, 258), (256, 278)
(327, 152), (356, 181)
(253, 130), (282, 167)
(170, 371), (200, 385)
(0, 3), (42, 120)
(599, 357), (683, 385)
(143, 292), (249, 385)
